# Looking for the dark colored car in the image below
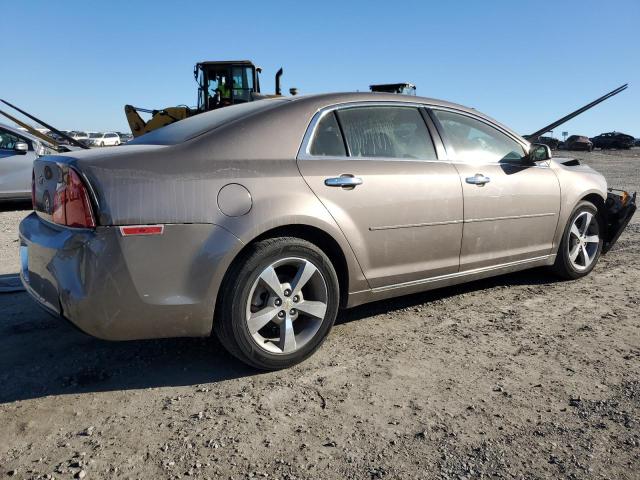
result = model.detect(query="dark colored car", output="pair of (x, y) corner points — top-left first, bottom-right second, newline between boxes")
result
(565, 135), (593, 151)
(537, 136), (561, 149)
(591, 132), (635, 150)
(46, 131), (70, 145)
(117, 132), (133, 144)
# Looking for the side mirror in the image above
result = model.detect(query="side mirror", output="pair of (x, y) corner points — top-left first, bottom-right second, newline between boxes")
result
(14, 142), (29, 155)
(529, 143), (552, 162)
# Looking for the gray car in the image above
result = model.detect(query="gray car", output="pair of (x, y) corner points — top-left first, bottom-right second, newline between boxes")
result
(19, 93), (636, 369)
(0, 123), (54, 201)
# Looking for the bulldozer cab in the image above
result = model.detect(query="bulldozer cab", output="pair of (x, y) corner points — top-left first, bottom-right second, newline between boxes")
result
(125, 60), (284, 137)
(195, 61), (260, 112)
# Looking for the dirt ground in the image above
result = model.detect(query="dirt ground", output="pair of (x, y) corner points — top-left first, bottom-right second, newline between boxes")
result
(1, 149), (638, 479)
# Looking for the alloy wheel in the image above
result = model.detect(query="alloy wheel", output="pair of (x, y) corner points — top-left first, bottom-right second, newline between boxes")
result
(245, 257), (328, 354)
(568, 211), (600, 271)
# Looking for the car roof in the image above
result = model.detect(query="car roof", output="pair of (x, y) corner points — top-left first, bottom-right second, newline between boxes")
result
(285, 91), (477, 113)
(0, 122), (41, 143)
(281, 92), (524, 139)
(130, 92), (526, 147)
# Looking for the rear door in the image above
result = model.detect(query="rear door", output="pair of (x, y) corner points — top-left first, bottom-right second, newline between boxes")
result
(297, 104), (463, 289)
(430, 109), (560, 271)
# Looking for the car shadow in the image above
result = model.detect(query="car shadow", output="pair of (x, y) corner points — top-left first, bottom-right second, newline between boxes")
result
(0, 200), (32, 212)
(0, 273), (25, 293)
(0, 291), (257, 404)
(337, 266), (560, 324)
(0, 267), (560, 404)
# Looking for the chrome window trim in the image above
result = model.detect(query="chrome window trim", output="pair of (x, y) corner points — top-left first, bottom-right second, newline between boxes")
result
(296, 101), (546, 168)
(427, 106), (549, 168)
(428, 106), (530, 150)
(297, 101), (444, 163)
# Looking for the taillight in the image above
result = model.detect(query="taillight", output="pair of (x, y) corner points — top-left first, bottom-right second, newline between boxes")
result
(52, 169), (96, 228)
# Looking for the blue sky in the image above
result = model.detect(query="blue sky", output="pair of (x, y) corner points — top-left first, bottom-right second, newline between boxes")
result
(3, 0), (638, 137)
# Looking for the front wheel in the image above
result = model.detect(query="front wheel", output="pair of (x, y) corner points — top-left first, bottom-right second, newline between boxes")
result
(552, 201), (603, 279)
(215, 237), (340, 370)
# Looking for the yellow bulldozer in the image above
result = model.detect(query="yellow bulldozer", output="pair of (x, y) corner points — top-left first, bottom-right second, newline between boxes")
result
(124, 60), (287, 137)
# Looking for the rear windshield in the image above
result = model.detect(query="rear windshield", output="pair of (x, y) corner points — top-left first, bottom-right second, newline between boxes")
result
(129, 98), (290, 146)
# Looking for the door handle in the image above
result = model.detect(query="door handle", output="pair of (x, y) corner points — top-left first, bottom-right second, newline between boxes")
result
(324, 174), (363, 188)
(465, 173), (491, 186)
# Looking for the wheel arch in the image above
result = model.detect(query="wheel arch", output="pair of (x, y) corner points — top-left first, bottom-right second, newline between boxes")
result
(554, 191), (606, 250)
(254, 225), (350, 306)
(213, 223), (353, 332)
(580, 192), (606, 217)
(552, 180), (607, 255)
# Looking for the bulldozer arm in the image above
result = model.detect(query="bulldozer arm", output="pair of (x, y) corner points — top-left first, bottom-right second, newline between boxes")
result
(125, 105), (193, 137)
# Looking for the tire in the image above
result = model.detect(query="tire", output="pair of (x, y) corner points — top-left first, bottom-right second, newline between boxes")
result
(552, 201), (603, 280)
(214, 237), (340, 370)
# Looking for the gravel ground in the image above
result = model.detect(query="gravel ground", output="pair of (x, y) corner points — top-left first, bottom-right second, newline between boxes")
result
(0, 149), (638, 479)
(0, 201), (29, 276)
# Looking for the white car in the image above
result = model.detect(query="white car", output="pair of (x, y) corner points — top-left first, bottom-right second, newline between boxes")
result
(88, 132), (121, 147)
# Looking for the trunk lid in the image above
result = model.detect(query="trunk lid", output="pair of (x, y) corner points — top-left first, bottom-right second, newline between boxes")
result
(32, 145), (167, 225)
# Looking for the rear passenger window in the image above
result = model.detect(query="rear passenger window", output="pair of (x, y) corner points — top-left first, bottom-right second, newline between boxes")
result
(309, 112), (346, 157)
(336, 107), (436, 160)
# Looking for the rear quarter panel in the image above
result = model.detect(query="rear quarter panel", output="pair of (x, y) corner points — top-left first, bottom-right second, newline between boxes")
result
(65, 109), (369, 317)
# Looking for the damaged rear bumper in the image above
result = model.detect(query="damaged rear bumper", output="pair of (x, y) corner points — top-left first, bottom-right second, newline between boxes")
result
(18, 212), (242, 340)
(603, 189), (636, 254)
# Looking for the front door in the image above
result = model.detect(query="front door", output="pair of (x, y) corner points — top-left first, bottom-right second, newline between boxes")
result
(0, 128), (34, 199)
(430, 109), (561, 271)
(297, 105), (463, 289)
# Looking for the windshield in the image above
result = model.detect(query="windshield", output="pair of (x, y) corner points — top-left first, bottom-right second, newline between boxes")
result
(207, 69), (231, 99)
(89, 133), (102, 138)
(129, 98), (290, 146)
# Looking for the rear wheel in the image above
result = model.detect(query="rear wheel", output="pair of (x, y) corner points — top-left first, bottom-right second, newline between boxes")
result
(552, 201), (603, 279)
(215, 237), (340, 370)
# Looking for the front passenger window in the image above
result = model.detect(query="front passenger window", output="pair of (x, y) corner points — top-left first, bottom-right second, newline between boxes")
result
(433, 110), (525, 164)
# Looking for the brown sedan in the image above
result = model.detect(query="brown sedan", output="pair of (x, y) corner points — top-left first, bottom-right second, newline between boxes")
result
(20, 93), (636, 369)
